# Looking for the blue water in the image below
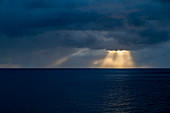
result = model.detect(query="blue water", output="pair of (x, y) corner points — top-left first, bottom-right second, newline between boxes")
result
(0, 69), (170, 113)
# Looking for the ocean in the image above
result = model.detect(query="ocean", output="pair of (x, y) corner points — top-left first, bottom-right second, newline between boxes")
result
(0, 69), (170, 113)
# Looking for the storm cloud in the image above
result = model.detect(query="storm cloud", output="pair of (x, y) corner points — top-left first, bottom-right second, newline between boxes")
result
(0, 0), (170, 50)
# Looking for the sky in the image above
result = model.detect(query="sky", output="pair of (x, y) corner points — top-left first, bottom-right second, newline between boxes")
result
(0, 0), (170, 68)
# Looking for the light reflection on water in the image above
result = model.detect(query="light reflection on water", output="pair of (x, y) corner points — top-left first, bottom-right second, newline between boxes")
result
(104, 74), (133, 113)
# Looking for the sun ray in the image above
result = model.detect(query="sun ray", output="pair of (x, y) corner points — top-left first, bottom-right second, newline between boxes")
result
(101, 50), (135, 68)
(53, 48), (88, 66)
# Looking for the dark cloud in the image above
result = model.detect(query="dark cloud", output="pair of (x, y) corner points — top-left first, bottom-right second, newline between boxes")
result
(0, 0), (170, 50)
(160, 0), (170, 3)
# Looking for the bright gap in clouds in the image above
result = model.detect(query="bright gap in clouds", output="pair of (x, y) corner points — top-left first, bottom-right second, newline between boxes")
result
(101, 50), (135, 68)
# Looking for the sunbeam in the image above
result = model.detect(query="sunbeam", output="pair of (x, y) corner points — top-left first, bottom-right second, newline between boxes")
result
(53, 48), (88, 67)
(101, 50), (135, 68)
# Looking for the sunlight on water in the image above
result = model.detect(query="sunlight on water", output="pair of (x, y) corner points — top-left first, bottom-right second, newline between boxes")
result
(101, 50), (135, 68)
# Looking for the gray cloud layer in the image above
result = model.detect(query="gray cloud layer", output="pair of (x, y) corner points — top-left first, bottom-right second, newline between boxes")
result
(0, 0), (170, 50)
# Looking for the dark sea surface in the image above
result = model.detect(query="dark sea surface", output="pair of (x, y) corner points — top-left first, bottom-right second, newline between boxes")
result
(0, 69), (170, 113)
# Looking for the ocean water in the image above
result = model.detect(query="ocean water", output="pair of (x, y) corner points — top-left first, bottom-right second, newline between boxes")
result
(0, 69), (170, 113)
